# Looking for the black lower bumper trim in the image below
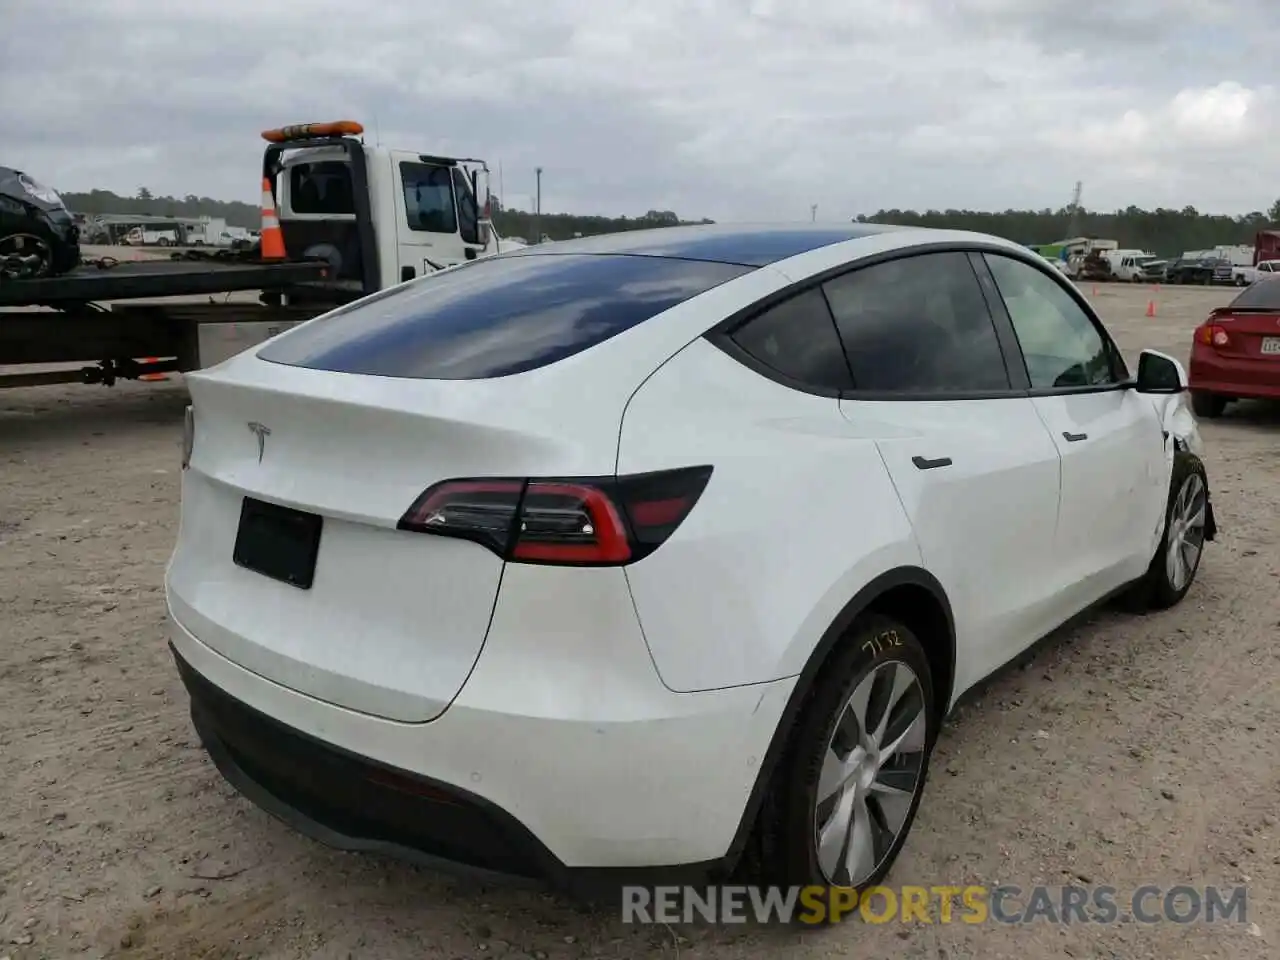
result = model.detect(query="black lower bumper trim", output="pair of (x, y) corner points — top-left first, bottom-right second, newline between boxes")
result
(172, 644), (725, 898)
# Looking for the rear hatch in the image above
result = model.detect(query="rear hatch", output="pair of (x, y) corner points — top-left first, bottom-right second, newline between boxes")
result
(171, 361), (629, 724)
(167, 250), (752, 723)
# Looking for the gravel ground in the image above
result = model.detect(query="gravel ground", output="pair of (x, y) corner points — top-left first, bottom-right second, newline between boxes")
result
(1, 283), (1277, 959)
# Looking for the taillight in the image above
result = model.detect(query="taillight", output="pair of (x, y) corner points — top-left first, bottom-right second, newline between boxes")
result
(182, 405), (194, 469)
(397, 466), (713, 566)
(1195, 323), (1230, 347)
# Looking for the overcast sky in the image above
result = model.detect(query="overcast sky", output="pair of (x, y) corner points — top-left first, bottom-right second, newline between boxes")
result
(3, 0), (1278, 221)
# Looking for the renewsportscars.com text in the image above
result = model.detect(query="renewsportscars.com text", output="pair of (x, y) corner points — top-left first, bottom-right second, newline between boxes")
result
(621, 884), (1248, 925)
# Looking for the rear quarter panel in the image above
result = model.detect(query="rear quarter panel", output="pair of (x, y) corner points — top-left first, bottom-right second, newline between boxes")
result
(616, 338), (920, 693)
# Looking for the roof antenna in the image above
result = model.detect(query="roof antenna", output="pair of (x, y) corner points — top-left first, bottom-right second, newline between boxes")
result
(372, 113), (382, 148)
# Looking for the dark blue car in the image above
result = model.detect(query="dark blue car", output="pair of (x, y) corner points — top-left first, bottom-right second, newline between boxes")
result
(0, 166), (80, 280)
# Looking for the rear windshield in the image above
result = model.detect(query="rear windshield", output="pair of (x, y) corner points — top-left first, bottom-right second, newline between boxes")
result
(288, 161), (354, 215)
(257, 253), (753, 379)
(1229, 276), (1280, 311)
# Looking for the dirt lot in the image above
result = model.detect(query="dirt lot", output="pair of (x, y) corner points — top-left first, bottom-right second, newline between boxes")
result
(2, 283), (1277, 959)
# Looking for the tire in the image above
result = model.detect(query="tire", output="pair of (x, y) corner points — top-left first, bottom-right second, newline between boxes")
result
(1129, 452), (1210, 611)
(1190, 391), (1226, 419)
(758, 614), (937, 918)
(0, 228), (55, 278)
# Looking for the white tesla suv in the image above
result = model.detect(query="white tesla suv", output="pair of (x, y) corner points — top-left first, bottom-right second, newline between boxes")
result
(167, 223), (1215, 897)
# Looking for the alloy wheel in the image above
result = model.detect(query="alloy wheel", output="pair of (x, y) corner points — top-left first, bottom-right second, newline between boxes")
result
(1166, 473), (1207, 591)
(814, 660), (928, 887)
(0, 232), (53, 279)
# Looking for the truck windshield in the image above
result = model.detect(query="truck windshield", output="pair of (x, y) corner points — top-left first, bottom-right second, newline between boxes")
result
(289, 162), (354, 215)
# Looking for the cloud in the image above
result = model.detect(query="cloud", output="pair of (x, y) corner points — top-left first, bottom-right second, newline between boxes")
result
(2, 0), (1278, 219)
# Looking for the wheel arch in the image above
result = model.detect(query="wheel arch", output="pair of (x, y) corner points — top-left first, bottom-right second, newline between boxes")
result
(722, 565), (956, 872)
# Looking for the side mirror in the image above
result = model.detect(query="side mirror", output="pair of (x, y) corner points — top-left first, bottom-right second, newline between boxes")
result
(1134, 349), (1187, 394)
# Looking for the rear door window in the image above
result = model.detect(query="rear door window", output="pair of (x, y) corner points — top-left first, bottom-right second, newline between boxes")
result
(822, 251), (1011, 393)
(258, 254), (753, 379)
(400, 162), (457, 234)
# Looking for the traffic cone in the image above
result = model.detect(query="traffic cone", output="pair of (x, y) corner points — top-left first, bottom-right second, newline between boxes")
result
(259, 177), (286, 261)
(139, 357), (168, 381)
(1145, 300), (1156, 318)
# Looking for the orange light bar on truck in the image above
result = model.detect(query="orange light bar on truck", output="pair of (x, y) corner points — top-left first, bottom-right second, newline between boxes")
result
(261, 121), (364, 143)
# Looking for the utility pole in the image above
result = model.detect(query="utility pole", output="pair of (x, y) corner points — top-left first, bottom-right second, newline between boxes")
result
(810, 204), (818, 222)
(534, 167), (543, 244)
(1066, 181), (1083, 238)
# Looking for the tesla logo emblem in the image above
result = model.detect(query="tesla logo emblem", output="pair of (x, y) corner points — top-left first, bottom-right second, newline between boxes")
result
(247, 421), (271, 463)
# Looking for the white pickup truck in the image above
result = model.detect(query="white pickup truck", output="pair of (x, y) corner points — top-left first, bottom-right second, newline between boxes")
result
(1232, 259), (1280, 286)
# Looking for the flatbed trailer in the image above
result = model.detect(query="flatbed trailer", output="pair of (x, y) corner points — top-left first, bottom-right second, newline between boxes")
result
(0, 257), (329, 306)
(0, 257), (339, 389)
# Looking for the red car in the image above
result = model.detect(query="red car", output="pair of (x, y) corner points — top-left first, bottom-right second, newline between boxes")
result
(1189, 275), (1280, 417)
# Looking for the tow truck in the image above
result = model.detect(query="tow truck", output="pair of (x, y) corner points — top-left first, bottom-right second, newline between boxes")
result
(0, 120), (521, 389)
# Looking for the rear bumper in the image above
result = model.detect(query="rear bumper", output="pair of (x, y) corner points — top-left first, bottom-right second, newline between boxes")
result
(1189, 349), (1280, 400)
(169, 611), (794, 892)
(178, 645), (553, 886)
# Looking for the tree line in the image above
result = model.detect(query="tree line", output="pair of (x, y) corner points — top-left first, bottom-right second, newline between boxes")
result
(856, 200), (1280, 257)
(61, 187), (1280, 256)
(488, 205), (714, 242)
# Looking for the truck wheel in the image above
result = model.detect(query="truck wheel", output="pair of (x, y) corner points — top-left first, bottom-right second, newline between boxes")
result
(758, 614), (936, 916)
(1191, 391), (1226, 418)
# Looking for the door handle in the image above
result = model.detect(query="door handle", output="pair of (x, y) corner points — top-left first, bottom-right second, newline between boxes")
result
(1063, 431), (1088, 442)
(911, 455), (953, 470)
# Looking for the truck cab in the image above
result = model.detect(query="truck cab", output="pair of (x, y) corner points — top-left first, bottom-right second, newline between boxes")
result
(262, 121), (522, 303)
